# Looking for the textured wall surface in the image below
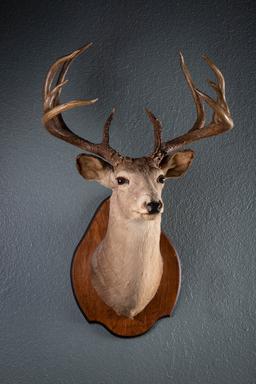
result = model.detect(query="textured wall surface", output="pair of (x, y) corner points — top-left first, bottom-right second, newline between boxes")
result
(1, 1), (255, 383)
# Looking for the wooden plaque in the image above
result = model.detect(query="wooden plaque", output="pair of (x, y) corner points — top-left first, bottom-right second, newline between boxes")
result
(71, 197), (181, 337)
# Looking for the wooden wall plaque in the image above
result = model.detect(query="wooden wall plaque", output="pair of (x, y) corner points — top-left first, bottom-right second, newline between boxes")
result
(71, 197), (181, 337)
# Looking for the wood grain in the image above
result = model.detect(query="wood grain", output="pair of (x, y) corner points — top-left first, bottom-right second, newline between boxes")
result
(71, 197), (181, 337)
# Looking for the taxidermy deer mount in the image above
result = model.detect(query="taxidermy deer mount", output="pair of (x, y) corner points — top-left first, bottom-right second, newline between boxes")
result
(42, 43), (233, 322)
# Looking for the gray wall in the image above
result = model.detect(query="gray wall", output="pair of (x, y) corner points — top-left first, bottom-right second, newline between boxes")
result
(1, 1), (255, 383)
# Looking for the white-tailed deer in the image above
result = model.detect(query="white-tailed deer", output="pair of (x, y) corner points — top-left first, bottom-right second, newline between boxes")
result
(42, 43), (233, 318)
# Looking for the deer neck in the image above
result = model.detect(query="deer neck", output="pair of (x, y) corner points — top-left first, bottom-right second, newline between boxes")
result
(91, 195), (163, 318)
(107, 195), (162, 255)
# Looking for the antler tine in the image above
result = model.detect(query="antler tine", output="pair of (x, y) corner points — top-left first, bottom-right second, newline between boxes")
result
(145, 108), (162, 156)
(42, 43), (121, 164)
(103, 108), (116, 145)
(161, 54), (233, 155)
(179, 52), (205, 131)
(43, 43), (91, 101)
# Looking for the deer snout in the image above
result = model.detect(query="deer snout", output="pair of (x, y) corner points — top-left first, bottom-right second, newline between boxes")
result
(146, 200), (163, 214)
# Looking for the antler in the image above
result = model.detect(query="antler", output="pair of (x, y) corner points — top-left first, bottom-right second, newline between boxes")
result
(146, 53), (233, 160)
(42, 43), (121, 164)
(43, 45), (233, 165)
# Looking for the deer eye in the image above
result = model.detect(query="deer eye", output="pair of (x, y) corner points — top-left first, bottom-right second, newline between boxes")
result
(116, 177), (129, 185)
(157, 175), (165, 184)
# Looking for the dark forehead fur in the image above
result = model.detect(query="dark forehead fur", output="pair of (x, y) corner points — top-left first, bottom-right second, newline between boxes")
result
(116, 157), (159, 174)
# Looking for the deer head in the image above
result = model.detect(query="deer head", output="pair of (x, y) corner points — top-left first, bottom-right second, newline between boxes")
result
(42, 43), (233, 318)
(76, 152), (195, 221)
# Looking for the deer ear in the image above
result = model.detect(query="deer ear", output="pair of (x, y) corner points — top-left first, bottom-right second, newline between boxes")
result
(76, 154), (114, 188)
(160, 150), (194, 178)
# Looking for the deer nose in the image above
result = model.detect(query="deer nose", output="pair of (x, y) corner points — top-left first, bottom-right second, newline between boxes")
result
(146, 201), (162, 214)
